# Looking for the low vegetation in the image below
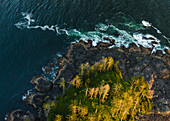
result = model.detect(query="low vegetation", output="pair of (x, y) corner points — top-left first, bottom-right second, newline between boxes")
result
(43, 57), (152, 121)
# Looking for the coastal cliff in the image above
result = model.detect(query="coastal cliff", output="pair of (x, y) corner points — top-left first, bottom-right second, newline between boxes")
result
(7, 39), (170, 121)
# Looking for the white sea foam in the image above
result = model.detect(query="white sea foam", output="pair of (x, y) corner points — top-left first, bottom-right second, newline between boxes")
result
(41, 67), (45, 73)
(15, 12), (35, 29)
(22, 89), (33, 101)
(67, 24), (169, 53)
(56, 53), (62, 57)
(152, 26), (161, 34)
(142, 20), (170, 43)
(24, 14), (35, 25)
(142, 20), (152, 27)
(142, 20), (161, 33)
(4, 114), (8, 121)
(15, 12), (59, 32)
(15, 13), (169, 54)
(96, 23), (109, 31)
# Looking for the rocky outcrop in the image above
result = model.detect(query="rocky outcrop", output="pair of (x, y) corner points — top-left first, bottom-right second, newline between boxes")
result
(31, 76), (52, 93)
(7, 109), (36, 121)
(8, 40), (170, 120)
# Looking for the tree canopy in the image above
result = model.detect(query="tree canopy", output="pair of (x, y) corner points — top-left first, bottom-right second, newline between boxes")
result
(44, 57), (152, 121)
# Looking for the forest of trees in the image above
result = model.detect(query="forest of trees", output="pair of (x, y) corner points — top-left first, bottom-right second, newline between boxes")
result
(43, 57), (152, 121)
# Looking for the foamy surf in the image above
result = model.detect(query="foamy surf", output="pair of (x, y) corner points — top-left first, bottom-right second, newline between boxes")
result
(15, 12), (58, 32)
(142, 20), (152, 27)
(4, 114), (8, 121)
(15, 13), (169, 55)
(142, 20), (161, 34)
(142, 20), (170, 43)
(22, 89), (33, 101)
(41, 54), (59, 81)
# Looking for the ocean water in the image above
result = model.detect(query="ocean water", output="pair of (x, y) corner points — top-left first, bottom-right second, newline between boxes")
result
(0, 0), (170, 120)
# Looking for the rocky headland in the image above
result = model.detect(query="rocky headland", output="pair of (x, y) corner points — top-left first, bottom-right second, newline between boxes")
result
(7, 38), (170, 121)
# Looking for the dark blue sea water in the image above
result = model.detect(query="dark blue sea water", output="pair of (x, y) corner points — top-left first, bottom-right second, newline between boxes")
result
(0, 0), (170, 120)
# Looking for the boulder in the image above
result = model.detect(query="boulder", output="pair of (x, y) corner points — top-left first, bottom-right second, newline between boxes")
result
(24, 93), (45, 109)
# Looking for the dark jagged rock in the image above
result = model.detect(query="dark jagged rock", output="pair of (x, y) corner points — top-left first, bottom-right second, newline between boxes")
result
(154, 50), (164, 57)
(135, 113), (170, 121)
(149, 37), (156, 40)
(142, 36), (156, 40)
(24, 93), (46, 110)
(103, 37), (115, 45)
(38, 107), (47, 121)
(128, 43), (141, 53)
(164, 48), (170, 55)
(139, 44), (152, 55)
(32, 76), (52, 92)
(31, 94), (45, 109)
(78, 39), (92, 49)
(43, 66), (52, 74)
(103, 37), (111, 41)
(7, 109), (36, 121)
(152, 41), (158, 45)
(48, 62), (54, 67)
(54, 62), (75, 85)
(142, 36), (149, 40)
(96, 42), (112, 49)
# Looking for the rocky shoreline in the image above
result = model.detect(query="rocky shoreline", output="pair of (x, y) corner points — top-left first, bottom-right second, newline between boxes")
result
(7, 39), (170, 121)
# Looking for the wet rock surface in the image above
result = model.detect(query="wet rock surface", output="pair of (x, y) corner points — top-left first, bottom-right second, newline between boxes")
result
(8, 40), (170, 121)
